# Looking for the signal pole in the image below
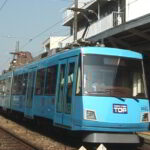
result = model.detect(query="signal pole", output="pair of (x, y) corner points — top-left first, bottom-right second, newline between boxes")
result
(74, 0), (78, 42)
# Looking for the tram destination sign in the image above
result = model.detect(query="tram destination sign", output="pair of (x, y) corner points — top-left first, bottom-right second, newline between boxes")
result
(113, 104), (128, 114)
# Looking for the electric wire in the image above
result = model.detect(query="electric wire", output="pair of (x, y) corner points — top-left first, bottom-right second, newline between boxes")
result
(20, 0), (86, 50)
(0, 0), (8, 12)
(20, 17), (69, 49)
(2, 0), (137, 54)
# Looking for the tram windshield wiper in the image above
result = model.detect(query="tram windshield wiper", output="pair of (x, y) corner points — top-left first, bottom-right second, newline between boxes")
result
(131, 98), (139, 102)
(114, 97), (125, 102)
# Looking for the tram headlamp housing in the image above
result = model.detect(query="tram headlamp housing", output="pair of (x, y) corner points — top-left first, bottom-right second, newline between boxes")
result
(141, 112), (150, 122)
(85, 110), (96, 120)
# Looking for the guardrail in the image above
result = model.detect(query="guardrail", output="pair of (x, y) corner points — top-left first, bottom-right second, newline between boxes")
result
(61, 11), (125, 47)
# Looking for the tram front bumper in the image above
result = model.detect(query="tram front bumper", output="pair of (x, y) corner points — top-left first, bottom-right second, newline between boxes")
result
(82, 132), (140, 143)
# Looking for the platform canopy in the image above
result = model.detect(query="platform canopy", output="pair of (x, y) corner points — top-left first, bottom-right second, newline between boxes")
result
(89, 13), (150, 54)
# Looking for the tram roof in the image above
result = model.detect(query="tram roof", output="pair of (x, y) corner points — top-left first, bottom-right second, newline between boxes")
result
(80, 47), (142, 59)
(0, 46), (142, 77)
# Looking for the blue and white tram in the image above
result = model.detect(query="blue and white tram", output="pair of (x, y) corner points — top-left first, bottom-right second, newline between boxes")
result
(0, 47), (149, 143)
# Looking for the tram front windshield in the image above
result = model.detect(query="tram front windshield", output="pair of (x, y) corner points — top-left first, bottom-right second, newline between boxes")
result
(82, 55), (146, 98)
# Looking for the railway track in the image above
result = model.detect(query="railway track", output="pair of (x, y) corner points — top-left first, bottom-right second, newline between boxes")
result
(0, 126), (41, 150)
(0, 114), (150, 150)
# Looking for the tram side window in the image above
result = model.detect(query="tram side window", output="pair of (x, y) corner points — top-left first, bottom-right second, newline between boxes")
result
(22, 73), (28, 95)
(65, 62), (75, 114)
(45, 65), (57, 95)
(0, 80), (5, 95)
(5, 77), (11, 95)
(35, 68), (46, 95)
(0, 80), (3, 95)
(17, 74), (24, 95)
(57, 64), (66, 112)
(12, 75), (24, 95)
(76, 62), (81, 95)
(12, 76), (18, 95)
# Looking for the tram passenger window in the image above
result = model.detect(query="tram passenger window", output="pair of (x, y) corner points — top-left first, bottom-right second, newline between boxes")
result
(5, 77), (11, 95)
(76, 63), (81, 95)
(57, 64), (66, 112)
(12, 76), (18, 95)
(17, 75), (24, 95)
(1, 80), (5, 95)
(12, 75), (24, 95)
(65, 62), (75, 114)
(0, 80), (3, 95)
(45, 65), (57, 95)
(22, 73), (28, 95)
(132, 72), (144, 97)
(35, 68), (46, 95)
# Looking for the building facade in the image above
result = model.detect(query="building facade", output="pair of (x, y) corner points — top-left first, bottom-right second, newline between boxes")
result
(43, 36), (67, 52)
(43, 0), (150, 52)
(60, 0), (150, 50)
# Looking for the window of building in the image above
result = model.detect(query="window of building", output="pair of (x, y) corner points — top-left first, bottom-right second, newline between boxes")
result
(45, 65), (57, 95)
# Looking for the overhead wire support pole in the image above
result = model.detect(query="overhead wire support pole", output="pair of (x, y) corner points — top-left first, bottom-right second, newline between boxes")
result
(74, 0), (78, 43)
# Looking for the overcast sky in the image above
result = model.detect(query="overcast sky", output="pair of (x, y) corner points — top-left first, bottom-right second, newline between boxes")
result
(0, 0), (72, 73)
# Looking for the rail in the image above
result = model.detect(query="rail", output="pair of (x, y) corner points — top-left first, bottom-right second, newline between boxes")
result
(0, 126), (41, 150)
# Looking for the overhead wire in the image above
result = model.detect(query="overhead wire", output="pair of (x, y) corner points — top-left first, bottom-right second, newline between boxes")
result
(0, 0), (72, 54)
(0, 0), (71, 72)
(0, 0), (8, 12)
(20, 16), (70, 49)
(20, 0), (74, 50)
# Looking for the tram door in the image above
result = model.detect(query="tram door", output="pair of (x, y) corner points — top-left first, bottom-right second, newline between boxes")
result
(54, 57), (78, 128)
(24, 71), (36, 118)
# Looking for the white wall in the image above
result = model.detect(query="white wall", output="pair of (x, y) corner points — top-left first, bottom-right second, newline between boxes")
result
(43, 36), (67, 51)
(126, 0), (150, 21)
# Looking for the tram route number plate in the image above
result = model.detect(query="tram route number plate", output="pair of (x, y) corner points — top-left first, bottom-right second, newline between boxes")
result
(113, 104), (128, 114)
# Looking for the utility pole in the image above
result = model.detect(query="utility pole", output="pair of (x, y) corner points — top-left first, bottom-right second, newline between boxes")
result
(15, 41), (20, 53)
(74, 0), (78, 42)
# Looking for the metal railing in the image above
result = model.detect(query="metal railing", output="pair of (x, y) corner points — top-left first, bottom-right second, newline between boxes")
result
(113, 11), (125, 26)
(61, 11), (125, 47)
(63, 0), (97, 24)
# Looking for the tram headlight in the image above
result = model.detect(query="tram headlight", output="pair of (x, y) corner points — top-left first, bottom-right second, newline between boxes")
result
(85, 110), (96, 120)
(141, 112), (150, 122)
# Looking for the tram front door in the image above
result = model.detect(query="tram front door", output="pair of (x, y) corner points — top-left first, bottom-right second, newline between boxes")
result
(54, 57), (78, 128)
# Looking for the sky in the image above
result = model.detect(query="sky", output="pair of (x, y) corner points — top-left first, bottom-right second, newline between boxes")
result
(0, 0), (72, 73)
